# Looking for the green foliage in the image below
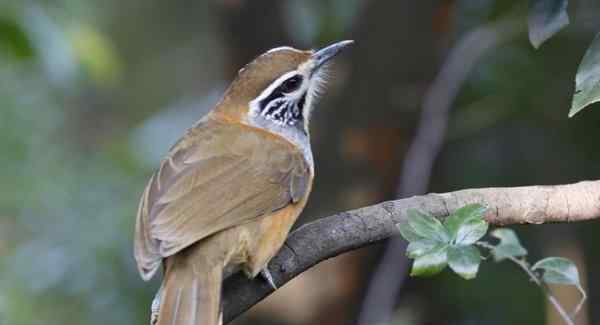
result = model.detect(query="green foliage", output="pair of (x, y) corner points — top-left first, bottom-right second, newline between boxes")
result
(410, 244), (449, 277)
(444, 204), (486, 242)
(406, 208), (450, 243)
(447, 204), (489, 245)
(489, 228), (528, 261)
(532, 257), (587, 320)
(398, 204), (486, 279)
(570, 32), (600, 117)
(528, 0), (569, 49)
(398, 204), (587, 325)
(520, 0), (600, 119)
(532, 257), (581, 286)
(447, 245), (481, 280)
(406, 239), (439, 258)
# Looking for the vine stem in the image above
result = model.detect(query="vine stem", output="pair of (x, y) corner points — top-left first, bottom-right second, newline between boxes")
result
(476, 242), (575, 325)
(571, 285), (587, 320)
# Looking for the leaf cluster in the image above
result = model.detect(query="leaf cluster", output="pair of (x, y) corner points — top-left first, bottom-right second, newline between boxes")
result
(398, 204), (586, 325)
(398, 204), (487, 279)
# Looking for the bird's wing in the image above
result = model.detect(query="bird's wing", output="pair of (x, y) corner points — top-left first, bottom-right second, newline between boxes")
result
(134, 117), (311, 280)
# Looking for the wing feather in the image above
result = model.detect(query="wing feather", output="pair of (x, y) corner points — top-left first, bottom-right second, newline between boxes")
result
(134, 117), (311, 280)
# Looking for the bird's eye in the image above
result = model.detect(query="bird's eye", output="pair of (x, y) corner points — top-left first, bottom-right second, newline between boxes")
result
(279, 75), (303, 93)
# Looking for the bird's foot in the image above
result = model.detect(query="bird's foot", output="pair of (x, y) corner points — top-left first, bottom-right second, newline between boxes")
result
(260, 268), (278, 290)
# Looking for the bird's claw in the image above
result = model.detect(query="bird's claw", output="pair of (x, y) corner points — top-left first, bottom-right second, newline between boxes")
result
(260, 268), (278, 290)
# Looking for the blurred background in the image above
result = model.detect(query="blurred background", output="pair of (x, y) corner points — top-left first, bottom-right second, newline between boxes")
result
(2, 1), (600, 324)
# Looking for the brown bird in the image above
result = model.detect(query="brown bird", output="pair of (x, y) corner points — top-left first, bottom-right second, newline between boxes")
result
(134, 40), (353, 325)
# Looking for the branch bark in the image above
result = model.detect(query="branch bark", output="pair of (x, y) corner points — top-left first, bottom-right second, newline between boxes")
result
(222, 179), (600, 323)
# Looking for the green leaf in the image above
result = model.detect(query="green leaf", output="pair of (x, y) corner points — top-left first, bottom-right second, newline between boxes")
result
(448, 245), (482, 280)
(397, 222), (423, 242)
(528, 0), (570, 49)
(410, 245), (448, 277)
(532, 257), (581, 285)
(570, 32), (600, 117)
(489, 228), (528, 262)
(444, 204), (487, 240)
(407, 209), (450, 243)
(406, 239), (439, 258)
(455, 219), (489, 245)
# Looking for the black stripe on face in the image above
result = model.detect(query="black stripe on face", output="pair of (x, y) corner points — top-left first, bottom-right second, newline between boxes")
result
(257, 74), (307, 127)
(279, 75), (303, 93)
(259, 88), (284, 112)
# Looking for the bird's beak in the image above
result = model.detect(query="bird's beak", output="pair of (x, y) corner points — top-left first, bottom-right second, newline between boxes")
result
(311, 40), (354, 73)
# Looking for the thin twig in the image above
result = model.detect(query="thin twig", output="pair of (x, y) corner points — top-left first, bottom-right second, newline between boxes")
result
(476, 242), (574, 325)
(571, 285), (587, 320)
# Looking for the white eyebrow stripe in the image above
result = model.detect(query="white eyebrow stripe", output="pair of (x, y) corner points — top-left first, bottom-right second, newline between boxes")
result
(265, 46), (296, 54)
(249, 70), (299, 117)
(252, 70), (300, 103)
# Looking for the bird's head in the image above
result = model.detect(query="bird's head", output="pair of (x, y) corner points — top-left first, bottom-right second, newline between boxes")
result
(215, 40), (353, 135)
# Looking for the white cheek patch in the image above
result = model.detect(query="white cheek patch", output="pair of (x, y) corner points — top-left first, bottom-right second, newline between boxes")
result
(248, 65), (329, 129)
(264, 97), (287, 117)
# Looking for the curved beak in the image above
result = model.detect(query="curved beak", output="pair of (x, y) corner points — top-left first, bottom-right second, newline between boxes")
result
(312, 40), (354, 72)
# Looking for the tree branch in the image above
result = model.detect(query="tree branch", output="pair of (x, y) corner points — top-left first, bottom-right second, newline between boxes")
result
(222, 179), (600, 323)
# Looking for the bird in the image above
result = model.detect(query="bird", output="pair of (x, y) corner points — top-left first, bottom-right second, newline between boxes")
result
(134, 40), (353, 325)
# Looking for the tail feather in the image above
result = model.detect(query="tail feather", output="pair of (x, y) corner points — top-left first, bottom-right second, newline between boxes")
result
(157, 256), (223, 325)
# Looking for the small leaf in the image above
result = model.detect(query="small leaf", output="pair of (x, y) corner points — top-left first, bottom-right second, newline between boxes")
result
(410, 245), (448, 277)
(448, 245), (481, 280)
(397, 222), (423, 242)
(532, 257), (581, 286)
(407, 209), (450, 243)
(528, 0), (570, 49)
(490, 228), (528, 262)
(455, 219), (489, 246)
(407, 239), (439, 258)
(570, 32), (600, 117)
(444, 204), (487, 240)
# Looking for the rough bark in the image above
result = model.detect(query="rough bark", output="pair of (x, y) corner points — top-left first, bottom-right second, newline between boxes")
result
(222, 180), (600, 323)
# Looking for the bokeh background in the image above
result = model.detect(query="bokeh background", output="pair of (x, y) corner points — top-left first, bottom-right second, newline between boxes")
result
(2, 1), (600, 324)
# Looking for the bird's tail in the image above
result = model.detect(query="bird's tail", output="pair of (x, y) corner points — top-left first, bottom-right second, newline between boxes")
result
(156, 255), (223, 325)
